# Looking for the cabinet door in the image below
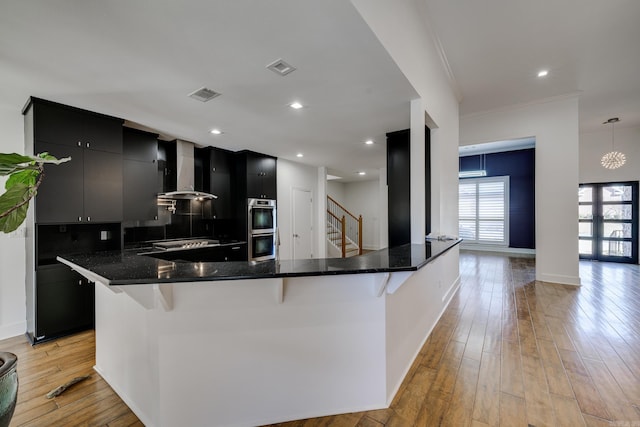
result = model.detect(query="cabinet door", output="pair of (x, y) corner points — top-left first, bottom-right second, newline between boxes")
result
(35, 265), (94, 340)
(34, 141), (84, 224)
(246, 175), (263, 199)
(158, 140), (177, 192)
(386, 130), (411, 247)
(210, 148), (232, 218)
(123, 128), (158, 221)
(83, 149), (123, 222)
(260, 157), (277, 200)
(123, 128), (157, 162)
(83, 114), (123, 154)
(33, 102), (84, 147)
(124, 159), (158, 221)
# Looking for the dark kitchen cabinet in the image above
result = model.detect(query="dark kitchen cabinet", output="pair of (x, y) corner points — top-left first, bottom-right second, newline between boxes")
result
(24, 98), (124, 224)
(32, 98), (123, 153)
(32, 141), (84, 224)
(30, 264), (94, 343)
(26, 223), (120, 344)
(195, 147), (234, 219)
(34, 140), (123, 223)
(123, 128), (158, 221)
(238, 151), (277, 200)
(387, 129), (411, 247)
(158, 140), (177, 193)
(386, 127), (431, 247)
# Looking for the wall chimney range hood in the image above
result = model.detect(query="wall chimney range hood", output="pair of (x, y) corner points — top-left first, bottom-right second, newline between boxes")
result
(158, 140), (217, 203)
(158, 190), (217, 200)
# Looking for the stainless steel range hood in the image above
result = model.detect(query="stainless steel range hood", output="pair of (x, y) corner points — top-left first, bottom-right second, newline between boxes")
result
(158, 190), (217, 200)
(158, 140), (218, 201)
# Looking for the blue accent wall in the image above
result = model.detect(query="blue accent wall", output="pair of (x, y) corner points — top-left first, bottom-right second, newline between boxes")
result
(459, 148), (535, 249)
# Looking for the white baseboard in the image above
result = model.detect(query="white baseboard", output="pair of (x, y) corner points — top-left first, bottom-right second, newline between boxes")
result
(0, 321), (26, 341)
(460, 244), (535, 255)
(442, 275), (461, 303)
(536, 273), (581, 286)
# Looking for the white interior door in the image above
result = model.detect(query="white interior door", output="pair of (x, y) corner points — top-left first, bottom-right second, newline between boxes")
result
(292, 188), (313, 260)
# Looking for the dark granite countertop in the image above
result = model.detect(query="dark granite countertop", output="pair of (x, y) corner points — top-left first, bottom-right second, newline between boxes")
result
(57, 238), (461, 286)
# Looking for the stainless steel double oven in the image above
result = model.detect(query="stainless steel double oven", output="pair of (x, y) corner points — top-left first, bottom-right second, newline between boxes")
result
(247, 198), (276, 262)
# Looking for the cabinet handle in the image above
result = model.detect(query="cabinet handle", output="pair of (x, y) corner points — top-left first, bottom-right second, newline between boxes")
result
(77, 141), (82, 147)
(87, 216), (91, 222)
(86, 142), (90, 148)
(79, 280), (82, 285)
(78, 216), (82, 222)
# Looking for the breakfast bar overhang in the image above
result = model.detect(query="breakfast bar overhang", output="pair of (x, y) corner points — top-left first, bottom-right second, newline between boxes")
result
(58, 239), (461, 427)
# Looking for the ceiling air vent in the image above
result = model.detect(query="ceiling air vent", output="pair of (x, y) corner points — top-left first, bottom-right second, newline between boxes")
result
(188, 87), (221, 102)
(266, 58), (296, 76)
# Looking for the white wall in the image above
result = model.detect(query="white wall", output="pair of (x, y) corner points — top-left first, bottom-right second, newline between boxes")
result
(327, 181), (346, 205)
(276, 159), (320, 260)
(344, 180), (381, 250)
(0, 103), (28, 339)
(460, 95), (581, 285)
(580, 125), (640, 264)
(352, 0), (460, 239)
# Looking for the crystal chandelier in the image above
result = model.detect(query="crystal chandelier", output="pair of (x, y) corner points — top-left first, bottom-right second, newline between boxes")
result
(601, 117), (626, 169)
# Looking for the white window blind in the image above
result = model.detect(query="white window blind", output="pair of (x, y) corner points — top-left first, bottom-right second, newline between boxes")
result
(458, 176), (509, 245)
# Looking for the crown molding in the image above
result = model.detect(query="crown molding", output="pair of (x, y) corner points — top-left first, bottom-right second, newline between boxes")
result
(460, 91), (582, 120)
(416, 0), (462, 102)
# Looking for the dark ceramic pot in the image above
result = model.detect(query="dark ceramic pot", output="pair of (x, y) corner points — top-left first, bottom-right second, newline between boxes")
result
(0, 352), (18, 427)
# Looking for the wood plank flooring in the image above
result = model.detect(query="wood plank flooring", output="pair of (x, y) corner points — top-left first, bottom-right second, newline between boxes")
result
(1, 330), (141, 427)
(2, 251), (639, 426)
(268, 252), (640, 427)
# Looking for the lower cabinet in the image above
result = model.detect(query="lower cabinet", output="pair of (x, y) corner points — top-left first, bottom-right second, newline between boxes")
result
(31, 265), (95, 343)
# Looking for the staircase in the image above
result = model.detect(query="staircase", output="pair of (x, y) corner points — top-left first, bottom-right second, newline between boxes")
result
(327, 196), (362, 258)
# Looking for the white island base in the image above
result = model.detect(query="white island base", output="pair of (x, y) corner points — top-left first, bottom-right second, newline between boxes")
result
(92, 247), (459, 427)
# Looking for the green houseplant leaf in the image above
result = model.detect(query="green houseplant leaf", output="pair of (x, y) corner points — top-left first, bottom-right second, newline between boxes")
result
(0, 183), (31, 233)
(0, 152), (70, 233)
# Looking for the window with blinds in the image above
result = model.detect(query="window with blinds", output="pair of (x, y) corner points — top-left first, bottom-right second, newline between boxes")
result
(458, 176), (509, 245)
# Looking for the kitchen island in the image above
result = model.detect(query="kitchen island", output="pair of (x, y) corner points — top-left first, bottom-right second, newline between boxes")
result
(58, 239), (461, 427)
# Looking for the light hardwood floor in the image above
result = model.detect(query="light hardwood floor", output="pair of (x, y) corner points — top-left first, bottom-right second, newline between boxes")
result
(3, 251), (640, 426)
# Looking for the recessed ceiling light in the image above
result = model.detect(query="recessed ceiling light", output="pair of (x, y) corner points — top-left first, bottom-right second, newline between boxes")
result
(290, 102), (303, 109)
(358, 171), (366, 176)
(296, 153), (303, 158)
(365, 140), (374, 145)
(537, 70), (549, 78)
(210, 129), (222, 135)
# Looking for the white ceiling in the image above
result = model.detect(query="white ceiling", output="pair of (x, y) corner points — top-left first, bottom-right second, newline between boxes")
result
(421, 0), (640, 133)
(2, 1), (639, 181)
(0, 0), (417, 182)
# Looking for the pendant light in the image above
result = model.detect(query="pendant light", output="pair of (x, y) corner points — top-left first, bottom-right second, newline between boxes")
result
(601, 117), (626, 169)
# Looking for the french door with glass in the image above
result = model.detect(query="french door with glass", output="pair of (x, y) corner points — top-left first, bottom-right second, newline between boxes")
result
(578, 182), (638, 263)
